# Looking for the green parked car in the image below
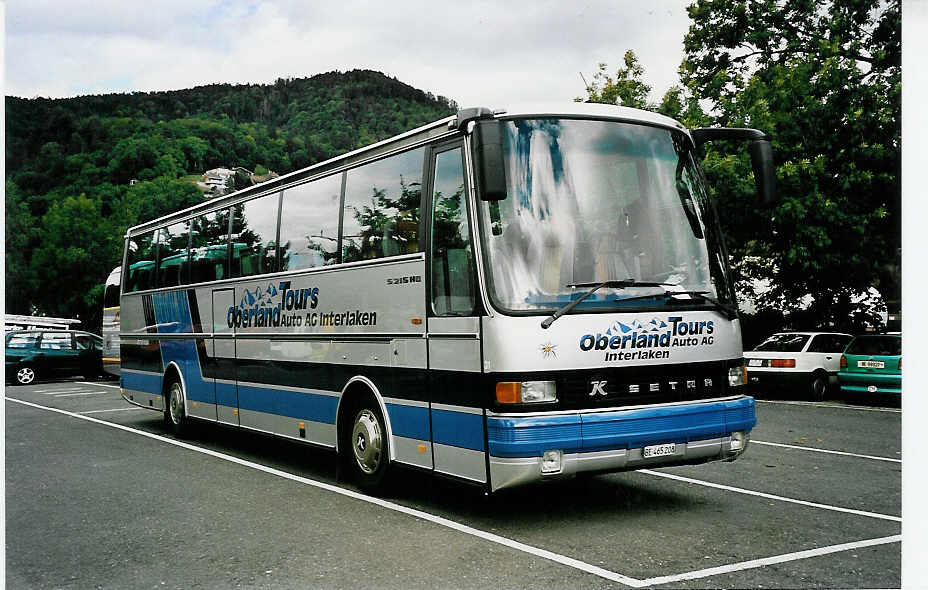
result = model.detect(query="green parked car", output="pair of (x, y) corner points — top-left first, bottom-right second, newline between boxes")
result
(838, 334), (901, 395)
(5, 330), (104, 385)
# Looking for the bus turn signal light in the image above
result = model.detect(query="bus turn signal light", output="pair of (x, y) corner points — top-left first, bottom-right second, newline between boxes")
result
(496, 382), (522, 404)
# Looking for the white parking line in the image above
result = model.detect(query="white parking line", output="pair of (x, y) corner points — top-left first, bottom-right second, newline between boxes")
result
(639, 535), (901, 587)
(80, 407), (148, 414)
(756, 399), (901, 413)
(639, 469), (901, 522)
(752, 440), (902, 463)
(54, 391), (107, 397)
(77, 382), (121, 389)
(37, 388), (88, 394)
(5, 396), (902, 588)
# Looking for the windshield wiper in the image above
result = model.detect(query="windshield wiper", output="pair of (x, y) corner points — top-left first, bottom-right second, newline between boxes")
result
(540, 279), (675, 329)
(613, 289), (739, 320)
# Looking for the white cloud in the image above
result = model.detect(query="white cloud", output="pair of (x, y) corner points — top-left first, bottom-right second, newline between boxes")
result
(5, 0), (692, 108)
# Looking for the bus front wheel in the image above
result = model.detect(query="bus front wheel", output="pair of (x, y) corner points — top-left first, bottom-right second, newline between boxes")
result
(343, 397), (392, 494)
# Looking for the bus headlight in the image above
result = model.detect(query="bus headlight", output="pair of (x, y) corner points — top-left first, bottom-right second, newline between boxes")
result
(496, 381), (557, 404)
(728, 364), (747, 387)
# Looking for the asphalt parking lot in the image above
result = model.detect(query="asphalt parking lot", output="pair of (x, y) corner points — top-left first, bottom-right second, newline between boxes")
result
(5, 379), (902, 589)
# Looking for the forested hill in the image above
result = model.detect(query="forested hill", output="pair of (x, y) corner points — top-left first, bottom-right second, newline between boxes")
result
(5, 69), (457, 329)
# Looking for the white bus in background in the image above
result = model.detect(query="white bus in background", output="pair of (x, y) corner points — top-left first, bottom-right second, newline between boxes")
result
(118, 103), (775, 493)
(102, 266), (121, 378)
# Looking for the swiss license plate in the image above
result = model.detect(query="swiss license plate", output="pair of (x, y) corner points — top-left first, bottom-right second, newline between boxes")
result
(858, 360), (885, 369)
(643, 443), (676, 458)
(748, 359), (763, 367)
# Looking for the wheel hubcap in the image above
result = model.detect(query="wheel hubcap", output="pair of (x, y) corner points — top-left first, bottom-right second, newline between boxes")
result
(17, 368), (34, 384)
(169, 383), (183, 425)
(813, 378), (825, 396)
(351, 409), (382, 475)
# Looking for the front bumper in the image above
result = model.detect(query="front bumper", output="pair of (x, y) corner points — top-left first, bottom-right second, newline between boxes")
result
(487, 396), (755, 491)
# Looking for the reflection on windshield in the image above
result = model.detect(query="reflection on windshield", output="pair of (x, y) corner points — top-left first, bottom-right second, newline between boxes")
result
(477, 118), (731, 313)
(754, 334), (810, 352)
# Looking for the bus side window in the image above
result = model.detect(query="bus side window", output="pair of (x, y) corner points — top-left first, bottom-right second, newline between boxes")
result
(125, 231), (157, 292)
(279, 174), (341, 271)
(190, 209), (231, 284)
(342, 147), (423, 263)
(430, 147), (475, 316)
(231, 194), (280, 278)
(157, 221), (189, 288)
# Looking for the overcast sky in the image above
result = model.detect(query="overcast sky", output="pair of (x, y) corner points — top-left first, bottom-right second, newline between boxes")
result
(5, 0), (693, 108)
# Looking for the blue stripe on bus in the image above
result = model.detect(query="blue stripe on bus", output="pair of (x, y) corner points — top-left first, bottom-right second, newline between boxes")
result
(431, 409), (485, 451)
(122, 371), (162, 395)
(237, 383), (338, 424)
(215, 380), (237, 408)
(152, 292), (216, 404)
(151, 291), (193, 333)
(487, 397), (756, 458)
(386, 404), (431, 441)
(487, 415), (583, 457)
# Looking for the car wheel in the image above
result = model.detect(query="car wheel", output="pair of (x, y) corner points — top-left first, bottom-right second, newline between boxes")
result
(810, 371), (828, 402)
(344, 397), (392, 494)
(164, 377), (190, 437)
(15, 366), (37, 385)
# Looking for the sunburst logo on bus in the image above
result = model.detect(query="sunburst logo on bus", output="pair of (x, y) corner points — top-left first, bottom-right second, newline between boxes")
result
(540, 342), (558, 359)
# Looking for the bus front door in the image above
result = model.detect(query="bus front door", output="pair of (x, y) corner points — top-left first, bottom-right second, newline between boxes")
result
(426, 142), (487, 485)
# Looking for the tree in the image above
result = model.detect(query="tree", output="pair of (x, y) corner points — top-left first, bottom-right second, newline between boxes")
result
(30, 193), (121, 329)
(680, 0), (900, 331)
(578, 50), (652, 109)
(5, 181), (39, 314)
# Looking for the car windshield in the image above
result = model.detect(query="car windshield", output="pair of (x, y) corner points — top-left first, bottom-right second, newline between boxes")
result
(475, 118), (733, 313)
(754, 334), (810, 352)
(846, 335), (901, 356)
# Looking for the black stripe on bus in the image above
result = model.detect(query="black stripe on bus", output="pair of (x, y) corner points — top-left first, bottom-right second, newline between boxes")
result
(121, 344), (742, 413)
(142, 294), (157, 334)
(188, 289), (203, 334)
(121, 341), (163, 373)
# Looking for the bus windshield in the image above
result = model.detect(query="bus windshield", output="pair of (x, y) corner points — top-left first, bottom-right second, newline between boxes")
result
(476, 118), (733, 314)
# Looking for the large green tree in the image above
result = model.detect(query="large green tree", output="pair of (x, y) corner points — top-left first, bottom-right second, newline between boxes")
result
(681, 0), (900, 329)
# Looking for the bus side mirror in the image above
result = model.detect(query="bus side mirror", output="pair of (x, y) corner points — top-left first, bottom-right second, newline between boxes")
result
(748, 138), (776, 207)
(692, 127), (777, 206)
(472, 119), (508, 201)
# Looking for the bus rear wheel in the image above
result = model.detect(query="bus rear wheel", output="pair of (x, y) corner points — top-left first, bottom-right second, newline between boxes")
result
(344, 398), (392, 494)
(164, 378), (190, 437)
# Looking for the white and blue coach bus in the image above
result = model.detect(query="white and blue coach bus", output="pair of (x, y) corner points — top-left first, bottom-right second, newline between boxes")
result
(119, 103), (775, 493)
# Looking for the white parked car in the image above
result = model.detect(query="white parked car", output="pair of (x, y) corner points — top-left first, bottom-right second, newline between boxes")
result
(744, 332), (853, 400)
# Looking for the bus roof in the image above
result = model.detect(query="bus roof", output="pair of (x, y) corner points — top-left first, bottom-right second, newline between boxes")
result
(126, 103), (689, 238)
